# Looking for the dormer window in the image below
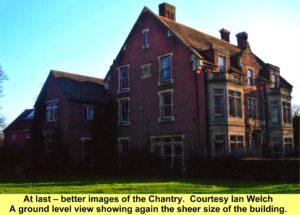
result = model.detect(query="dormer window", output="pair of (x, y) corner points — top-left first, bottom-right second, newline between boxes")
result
(142, 28), (149, 49)
(218, 56), (226, 72)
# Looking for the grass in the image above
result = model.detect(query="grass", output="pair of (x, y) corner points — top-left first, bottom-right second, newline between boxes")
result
(0, 177), (299, 194)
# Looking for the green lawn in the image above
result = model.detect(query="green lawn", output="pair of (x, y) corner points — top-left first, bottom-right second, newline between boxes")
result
(0, 177), (299, 193)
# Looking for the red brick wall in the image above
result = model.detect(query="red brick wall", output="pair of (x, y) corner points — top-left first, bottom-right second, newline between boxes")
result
(107, 11), (207, 159)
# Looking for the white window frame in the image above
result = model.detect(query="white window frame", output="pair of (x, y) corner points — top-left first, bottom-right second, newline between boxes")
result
(118, 97), (130, 125)
(83, 105), (94, 121)
(151, 135), (184, 171)
(141, 63), (152, 79)
(118, 65), (130, 93)
(218, 55), (226, 72)
(229, 135), (244, 153)
(118, 137), (130, 153)
(158, 89), (174, 122)
(81, 137), (94, 167)
(228, 90), (242, 118)
(142, 28), (149, 49)
(282, 101), (292, 124)
(247, 68), (254, 86)
(158, 53), (173, 84)
(46, 100), (58, 122)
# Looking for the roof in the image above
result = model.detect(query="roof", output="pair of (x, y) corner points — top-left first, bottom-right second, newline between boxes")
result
(158, 16), (241, 56)
(51, 70), (105, 104)
(4, 109), (34, 132)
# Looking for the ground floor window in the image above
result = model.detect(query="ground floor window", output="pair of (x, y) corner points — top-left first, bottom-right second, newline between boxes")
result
(118, 138), (129, 153)
(82, 137), (93, 167)
(151, 135), (183, 171)
(284, 138), (293, 155)
(44, 135), (55, 153)
(272, 138), (282, 155)
(230, 135), (244, 153)
(214, 135), (226, 154)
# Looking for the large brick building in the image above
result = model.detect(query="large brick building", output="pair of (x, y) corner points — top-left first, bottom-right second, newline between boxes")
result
(104, 3), (294, 170)
(33, 70), (106, 169)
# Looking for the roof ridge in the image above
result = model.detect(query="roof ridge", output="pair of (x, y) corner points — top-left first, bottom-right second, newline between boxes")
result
(158, 16), (240, 52)
(51, 70), (103, 85)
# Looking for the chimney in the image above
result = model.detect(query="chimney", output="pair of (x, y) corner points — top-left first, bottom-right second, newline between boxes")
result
(159, 3), (176, 21)
(236, 32), (248, 48)
(219, 28), (230, 42)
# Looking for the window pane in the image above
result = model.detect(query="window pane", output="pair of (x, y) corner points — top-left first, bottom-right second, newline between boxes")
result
(218, 56), (226, 72)
(161, 56), (171, 81)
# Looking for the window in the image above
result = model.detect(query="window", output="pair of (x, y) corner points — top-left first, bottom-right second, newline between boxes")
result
(213, 89), (224, 116)
(119, 138), (129, 153)
(83, 106), (93, 121)
(229, 90), (242, 117)
(26, 134), (31, 139)
(247, 97), (257, 118)
(271, 73), (279, 88)
(118, 98), (129, 125)
(247, 68), (254, 86)
(218, 56), (226, 72)
(159, 54), (172, 83)
(284, 138), (293, 154)
(271, 101), (279, 123)
(11, 134), (17, 140)
(159, 90), (174, 121)
(141, 63), (151, 79)
(214, 135), (225, 154)
(82, 138), (93, 167)
(46, 102), (58, 122)
(272, 138), (282, 155)
(151, 135), (183, 171)
(118, 65), (129, 92)
(282, 102), (291, 124)
(44, 135), (54, 153)
(142, 28), (149, 49)
(230, 135), (244, 153)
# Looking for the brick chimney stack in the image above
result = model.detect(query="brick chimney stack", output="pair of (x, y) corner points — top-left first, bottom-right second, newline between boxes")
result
(159, 3), (176, 21)
(219, 28), (230, 42)
(236, 32), (248, 48)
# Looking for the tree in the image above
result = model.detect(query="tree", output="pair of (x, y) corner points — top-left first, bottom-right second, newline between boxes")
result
(0, 65), (8, 129)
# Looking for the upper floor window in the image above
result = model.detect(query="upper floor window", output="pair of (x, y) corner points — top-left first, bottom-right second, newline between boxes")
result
(271, 101), (279, 123)
(247, 97), (257, 118)
(228, 90), (242, 117)
(83, 106), (93, 121)
(213, 89), (224, 116)
(118, 98), (129, 125)
(159, 90), (174, 121)
(141, 63), (151, 79)
(218, 56), (226, 72)
(247, 68), (254, 86)
(159, 54), (172, 83)
(118, 65), (129, 92)
(282, 102), (291, 124)
(142, 28), (149, 49)
(119, 138), (129, 153)
(46, 102), (58, 122)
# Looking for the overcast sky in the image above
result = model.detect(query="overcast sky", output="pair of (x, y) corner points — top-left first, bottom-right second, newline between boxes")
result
(0, 0), (299, 126)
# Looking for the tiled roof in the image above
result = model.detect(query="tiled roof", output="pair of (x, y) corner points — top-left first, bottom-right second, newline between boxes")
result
(51, 70), (105, 104)
(158, 16), (241, 56)
(4, 109), (34, 132)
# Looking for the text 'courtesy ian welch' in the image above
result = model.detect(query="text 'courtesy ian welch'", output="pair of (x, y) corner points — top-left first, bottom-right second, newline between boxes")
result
(1, 194), (299, 215)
